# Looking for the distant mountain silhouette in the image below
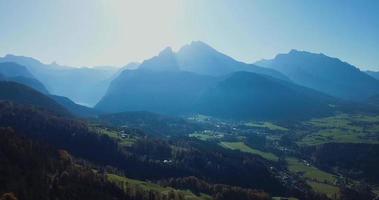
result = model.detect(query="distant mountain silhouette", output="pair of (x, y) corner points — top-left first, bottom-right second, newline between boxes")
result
(0, 62), (49, 94)
(135, 41), (288, 80)
(0, 62), (101, 117)
(256, 50), (379, 101)
(139, 47), (180, 71)
(196, 71), (336, 120)
(96, 69), (220, 114)
(97, 67), (335, 120)
(0, 55), (118, 106)
(50, 95), (101, 117)
(0, 62), (34, 77)
(366, 70), (379, 80)
(0, 81), (69, 115)
(176, 41), (289, 80)
(97, 45), (347, 119)
(122, 62), (141, 70)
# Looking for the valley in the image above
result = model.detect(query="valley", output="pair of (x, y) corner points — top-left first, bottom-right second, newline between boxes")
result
(181, 113), (379, 199)
(0, 41), (379, 200)
(2, 1), (379, 199)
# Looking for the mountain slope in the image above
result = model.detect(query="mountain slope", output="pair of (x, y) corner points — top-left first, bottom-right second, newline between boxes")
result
(0, 62), (34, 78)
(50, 95), (101, 117)
(134, 41), (288, 80)
(0, 55), (118, 106)
(176, 41), (289, 80)
(0, 81), (69, 115)
(366, 70), (379, 80)
(256, 50), (379, 101)
(97, 68), (335, 120)
(0, 127), (127, 200)
(96, 69), (219, 114)
(139, 47), (180, 71)
(0, 63), (99, 117)
(196, 71), (336, 120)
(0, 62), (49, 93)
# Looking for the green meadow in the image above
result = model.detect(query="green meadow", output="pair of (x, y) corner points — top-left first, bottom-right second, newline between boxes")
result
(220, 141), (279, 162)
(107, 174), (212, 200)
(298, 114), (379, 145)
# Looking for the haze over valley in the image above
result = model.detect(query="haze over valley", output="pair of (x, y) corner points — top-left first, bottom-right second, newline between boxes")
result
(1, 1), (379, 200)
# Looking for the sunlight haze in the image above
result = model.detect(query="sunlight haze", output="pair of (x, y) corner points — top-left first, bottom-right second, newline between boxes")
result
(1, 0), (379, 70)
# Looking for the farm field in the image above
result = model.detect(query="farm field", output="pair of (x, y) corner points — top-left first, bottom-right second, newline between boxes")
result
(298, 114), (379, 145)
(286, 157), (337, 183)
(107, 174), (212, 200)
(244, 121), (288, 131)
(189, 131), (223, 141)
(220, 141), (279, 162)
(307, 181), (340, 199)
(286, 157), (340, 198)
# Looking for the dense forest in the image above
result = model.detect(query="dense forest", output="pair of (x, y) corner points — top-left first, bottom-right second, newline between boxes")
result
(0, 102), (279, 199)
(0, 102), (354, 199)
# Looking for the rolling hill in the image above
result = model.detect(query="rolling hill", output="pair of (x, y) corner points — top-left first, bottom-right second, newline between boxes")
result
(195, 71), (336, 120)
(0, 81), (69, 115)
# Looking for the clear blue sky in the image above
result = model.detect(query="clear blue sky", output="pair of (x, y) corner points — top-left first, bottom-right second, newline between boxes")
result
(1, 0), (378, 70)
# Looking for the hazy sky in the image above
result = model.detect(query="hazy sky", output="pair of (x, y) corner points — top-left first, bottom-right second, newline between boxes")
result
(1, 0), (379, 70)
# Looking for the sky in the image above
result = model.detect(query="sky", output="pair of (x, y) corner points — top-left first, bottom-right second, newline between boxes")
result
(0, 0), (379, 70)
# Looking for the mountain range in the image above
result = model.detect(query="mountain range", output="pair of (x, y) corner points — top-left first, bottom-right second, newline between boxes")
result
(1, 41), (379, 200)
(0, 62), (49, 94)
(139, 41), (289, 80)
(255, 50), (379, 101)
(1, 41), (379, 120)
(195, 71), (336, 120)
(0, 54), (118, 106)
(70, 42), (379, 120)
(0, 62), (100, 117)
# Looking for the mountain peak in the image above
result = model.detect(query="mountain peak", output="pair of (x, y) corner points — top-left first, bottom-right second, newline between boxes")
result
(158, 47), (174, 56)
(179, 41), (216, 54)
(3, 54), (43, 64)
(138, 47), (179, 72)
(289, 49), (301, 54)
(288, 49), (326, 57)
(190, 40), (212, 47)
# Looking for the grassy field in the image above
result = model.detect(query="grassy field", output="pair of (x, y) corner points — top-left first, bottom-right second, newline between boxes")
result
(189, 132), (219, 141)
(245, 121), (288, 131)
(187, 114), (212, 123)
(286, 157), (340, 198)
(298, 114), (379, 145)
(220, 141), (279, 162)
(89, 126), (136, 147)
(286, 157), (337, 183)
(272, 197), (298, 200)
(107, 174), (212, 200)
(307, 181), (340, 199)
